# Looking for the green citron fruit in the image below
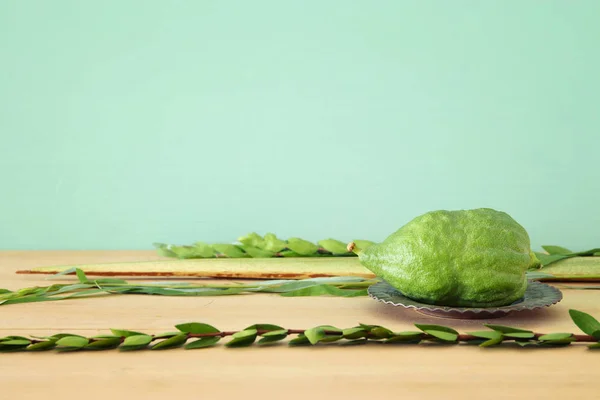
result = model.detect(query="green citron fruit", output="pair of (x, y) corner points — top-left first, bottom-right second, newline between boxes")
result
(359, 208), (540, 307)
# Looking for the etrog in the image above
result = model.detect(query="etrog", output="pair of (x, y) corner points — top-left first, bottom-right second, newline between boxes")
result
(359, 208), (540, 307)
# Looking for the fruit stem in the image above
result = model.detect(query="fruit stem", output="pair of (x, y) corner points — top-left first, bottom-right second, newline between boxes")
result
(347, 242), (362, 256)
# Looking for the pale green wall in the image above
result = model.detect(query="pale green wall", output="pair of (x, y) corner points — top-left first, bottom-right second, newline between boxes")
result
(1, 1), (599, 250)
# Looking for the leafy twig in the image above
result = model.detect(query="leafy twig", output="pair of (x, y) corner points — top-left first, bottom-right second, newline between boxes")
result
(153, 233), (375, 259)
(2, 309), (600, 352)
(0, 268), (377, 306)
(534, 245), (600, 267)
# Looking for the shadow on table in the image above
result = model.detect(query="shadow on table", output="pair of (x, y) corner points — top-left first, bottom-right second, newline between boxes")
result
(362, 300), (565, 330)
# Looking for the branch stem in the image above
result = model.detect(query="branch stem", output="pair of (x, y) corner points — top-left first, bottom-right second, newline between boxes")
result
(100, 330), (597, 342)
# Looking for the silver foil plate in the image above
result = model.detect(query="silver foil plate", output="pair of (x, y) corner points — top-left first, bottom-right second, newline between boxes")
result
(368, 280), (563, 319)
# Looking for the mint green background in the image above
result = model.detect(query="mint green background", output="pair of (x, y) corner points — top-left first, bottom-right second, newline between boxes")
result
(1, 1), (599, 251)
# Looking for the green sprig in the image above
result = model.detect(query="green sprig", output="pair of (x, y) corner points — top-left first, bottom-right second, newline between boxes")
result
(153, 233), (375, 259)
(2, 308), (600, 352)
(534, 245), (600, 267)
(0, 268), (378, 307)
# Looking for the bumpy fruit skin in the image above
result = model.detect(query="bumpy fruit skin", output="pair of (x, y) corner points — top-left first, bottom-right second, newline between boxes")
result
(360, 208), (540, 307)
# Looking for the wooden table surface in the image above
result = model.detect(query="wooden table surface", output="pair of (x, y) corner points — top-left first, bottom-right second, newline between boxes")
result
(2, 251), (599, 400)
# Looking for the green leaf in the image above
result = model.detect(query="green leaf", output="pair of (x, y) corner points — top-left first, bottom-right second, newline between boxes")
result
(278, 250), (302, 257)
(286, 238), (319, 255)
(261, 329), (289, 337)
(535, 253), (569, 266)
(211, 244), (247, 258)
(175, 322), (220, 334)
(119, 345), (149, 351)
(483, 324), (532, 334)
(51, 333), (87, 340)
(226, 329), (258, 347)
(237, 232), (264, 248)
(75, 268), (89, 283)
(320, 336), (343, 343)
(27, 340), (57, 351)
(110, 328), (146, 338)
(370, 327), (393, 339)
(260, 233), (287, 253)
(56, 336), (89, 349)
(303, 327), (326, 345)
(244, 324), (284, 334)
(162, 243), (218, 259)
(166, 245), (200, 259)
(468, 331), (504, 340)
(342, 328), (367, 340)
(91, 334), (120, 339)
(16, 287), (45, 296)
(352, 240), (376, 251)
(0, 294), (57, 306)
(318, 325), (342, 333)
(318, 239), (350, 255)
(288, 334), (311, 346)
(1, 335), (30, 342)
(92, 278), (128, 285)
(515, 341), (537, 347)
(155, 245), (178, 258)
(588, 343), (600, 349)
(151, 333), (188, 350)
(279, 283), (367, 297)
(480, 336), (504, 347)
(542, 245), (573, 255)
(573, 248), (600, 257)
(260, 276), (367, 292)
(185, 336), (221, 349)
(51, 267), (78, 278)
(258, 336), (288, 345)
(525, 271), (555, 280)
(153, 332), (181, 339)
(86, 338), (122, 350)
(241, 246), (275, 258)
(538, 333), (574, 343)
(1, 339), (31, 346)
(468, 330), (504, 347)
(415, 324), (458, 342)
(415, 324), (459, 335)
(385, 331), (423, 343)
(309, 325), (343, 342)
(0, 343), (29, 352)
(123, 335), (153, 347)
(569, 309), (600, 337)
(503, 332), (535, 339)
(40, 283), (64, 293)
(190, 242), (217, 258)
(257, 330), (288, 344)
(423, 330), (458, 342)
(121, 286), (246, 297)
(47, 283), (95, 295)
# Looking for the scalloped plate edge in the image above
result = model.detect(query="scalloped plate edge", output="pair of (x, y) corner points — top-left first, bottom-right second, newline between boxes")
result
(367, 281), (563, 317)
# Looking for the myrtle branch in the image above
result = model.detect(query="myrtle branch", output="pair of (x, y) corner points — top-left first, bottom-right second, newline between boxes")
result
(3, 309), (600, 352)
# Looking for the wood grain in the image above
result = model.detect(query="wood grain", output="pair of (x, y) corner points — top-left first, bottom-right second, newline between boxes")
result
(1, 251), (600, 400)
